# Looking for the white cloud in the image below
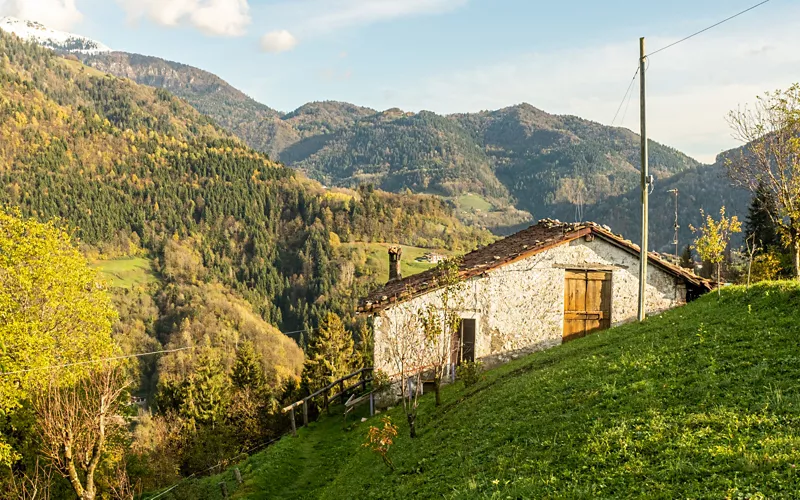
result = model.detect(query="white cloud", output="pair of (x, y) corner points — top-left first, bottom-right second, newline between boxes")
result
(260, 29), (297, 53)
(260, 0), (466, 53)
(117, 0), (250, 36)
(386, 5), (800, 163)
(0, 0), (82, 30)
(300, 0), (467, 34)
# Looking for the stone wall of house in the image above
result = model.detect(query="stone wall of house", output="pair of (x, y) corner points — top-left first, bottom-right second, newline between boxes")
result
(372, 237), (687, 376)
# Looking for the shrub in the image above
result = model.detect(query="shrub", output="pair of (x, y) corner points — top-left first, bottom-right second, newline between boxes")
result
(362, 417), (398, 471)
(371, 369), (391, 395)
(456, 361), (484, 388)
(751, 252), (783, 282)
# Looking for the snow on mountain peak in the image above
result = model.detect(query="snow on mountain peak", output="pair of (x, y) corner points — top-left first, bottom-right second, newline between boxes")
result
(0, 16), (111, 54)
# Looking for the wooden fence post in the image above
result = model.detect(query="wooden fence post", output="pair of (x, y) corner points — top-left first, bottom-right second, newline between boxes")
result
(369, 392), (375, 416)
(234, 468), (243, 485)
(339, 381), (345, 405)
(302, 398), (309, 427)
(290, 406), (297, 437)
(323, 391), (329, 415)
(219, 481), (229, 499)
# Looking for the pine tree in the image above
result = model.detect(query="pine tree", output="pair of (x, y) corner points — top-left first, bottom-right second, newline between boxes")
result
(231, 341), (265, 391)
(179, 351), (229, 428)
(679, 245), (693, 270)
(302, 313), (356, 392)
(745, 183), (781, 250)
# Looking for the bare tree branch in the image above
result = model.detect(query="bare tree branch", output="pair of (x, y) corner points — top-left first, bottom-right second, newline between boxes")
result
(32, 364), (130, 500)
(725, 84), (800, 279)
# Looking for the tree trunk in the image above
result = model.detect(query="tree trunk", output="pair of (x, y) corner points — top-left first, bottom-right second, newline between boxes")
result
(82, 485), (96, 500)
(717, 263), (721, 299)
(792, 228), (800, 280)
(64, 442), (86, 499)
(434, 380), (441, 407)
(406, 412), (416, 439)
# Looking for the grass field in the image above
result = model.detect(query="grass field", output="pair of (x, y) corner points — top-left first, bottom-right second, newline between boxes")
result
(90, 256), (158, 288)
(346, 242), (454, 283)
(58, 57), (108, 78)
(456, 193), (494, 212)
(157, 282), (800, 499)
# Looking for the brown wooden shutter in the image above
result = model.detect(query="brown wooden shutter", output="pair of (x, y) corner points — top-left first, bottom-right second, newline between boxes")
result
(563, 270), (612, 342)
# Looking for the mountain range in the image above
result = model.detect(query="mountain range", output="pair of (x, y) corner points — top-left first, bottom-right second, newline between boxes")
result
(0, 28), (492, 331)
(0, 16), (111, 53)
(0, 18), (751, 252)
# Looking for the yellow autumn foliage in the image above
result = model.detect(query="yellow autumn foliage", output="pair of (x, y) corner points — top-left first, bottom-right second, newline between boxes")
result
(0, 209), (118, 465)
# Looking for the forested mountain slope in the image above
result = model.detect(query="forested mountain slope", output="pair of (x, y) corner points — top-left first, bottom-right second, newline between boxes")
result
(79, 51), (291, 158)
(0, 30), (492, 334)
(73, 46), (713, 237)
(62, 25), (748, 249)
(571, 162), (751, 251)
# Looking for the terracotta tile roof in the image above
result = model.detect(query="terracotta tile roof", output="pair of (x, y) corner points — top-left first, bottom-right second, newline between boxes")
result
(358, 219), (711, 313)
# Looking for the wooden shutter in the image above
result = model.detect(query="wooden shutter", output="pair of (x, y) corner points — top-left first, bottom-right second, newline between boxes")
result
(563, 270), (612, 342)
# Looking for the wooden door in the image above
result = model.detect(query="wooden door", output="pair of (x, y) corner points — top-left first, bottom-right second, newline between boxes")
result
(461, 319), (476, 363)
(450, 319), (477, 365)
(563, 270), (612, 342)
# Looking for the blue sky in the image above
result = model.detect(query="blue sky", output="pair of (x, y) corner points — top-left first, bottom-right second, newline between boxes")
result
(3, 0), (796, 163)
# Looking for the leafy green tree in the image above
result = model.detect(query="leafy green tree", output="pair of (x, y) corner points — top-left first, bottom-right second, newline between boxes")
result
(177, 351), (229, 429)
(302, 313), (356, 392)
(354, 321), (374, 369)
(0, 209), (117, 466)
(691, 207), (742, 297)
(679, 245), (693, 270)
(231, 341), (265, 391)
(745, 182), (781, 250)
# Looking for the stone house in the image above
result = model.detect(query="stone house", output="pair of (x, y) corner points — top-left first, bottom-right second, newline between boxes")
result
(359, 220), (711, 378)
(417, 252), (446, 264)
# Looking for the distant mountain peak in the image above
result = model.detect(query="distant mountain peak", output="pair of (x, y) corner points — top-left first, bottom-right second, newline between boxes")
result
(0, 16), (111, 54)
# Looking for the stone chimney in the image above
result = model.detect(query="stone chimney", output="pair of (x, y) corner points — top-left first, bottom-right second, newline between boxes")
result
(388, 246), (403, 282)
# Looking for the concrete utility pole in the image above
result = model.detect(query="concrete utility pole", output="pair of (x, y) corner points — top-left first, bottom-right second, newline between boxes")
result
(637, 37), (649, 322)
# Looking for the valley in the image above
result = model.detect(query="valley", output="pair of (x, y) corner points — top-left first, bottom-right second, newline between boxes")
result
(0, 9), (792, 500)
(31, 30), (738, 250)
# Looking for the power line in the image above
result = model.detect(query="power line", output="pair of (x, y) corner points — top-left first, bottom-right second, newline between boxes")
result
(619, 69), (638, 128)
(282, 327), (317, 337)
(1, 326), (320, 377)
(0, 346), (197, 378)
(610, 66), (640, 127)
(612, 1), (768, 126)
(646, 0), (771, 57)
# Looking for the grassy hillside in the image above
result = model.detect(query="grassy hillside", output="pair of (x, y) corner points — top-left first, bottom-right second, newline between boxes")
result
(344, 242), (455, 284)
(164, 282), (800, 499)
(90, 256), (158, 288)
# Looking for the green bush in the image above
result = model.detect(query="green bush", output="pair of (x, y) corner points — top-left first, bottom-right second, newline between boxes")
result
(371, 369), (391, 395)
(455, 361), (484, 388)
